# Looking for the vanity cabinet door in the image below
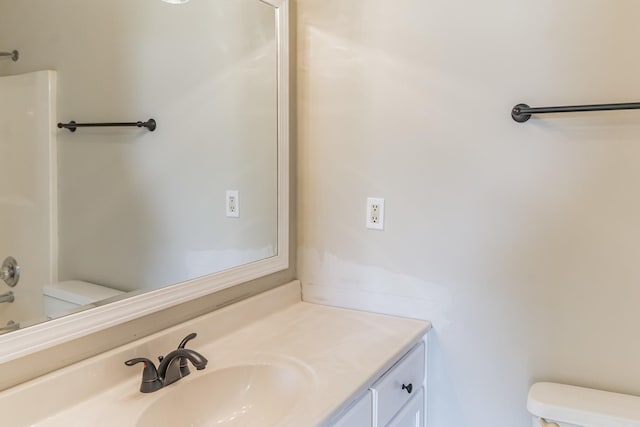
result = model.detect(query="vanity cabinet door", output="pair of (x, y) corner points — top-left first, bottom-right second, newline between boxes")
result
(372, 342), (425, 426)
(386, 387), (424, 427)
(332, 390), (373, 427)
(329, 339), (427, 427)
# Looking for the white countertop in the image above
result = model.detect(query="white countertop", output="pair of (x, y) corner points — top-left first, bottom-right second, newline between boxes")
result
(0, 281), (430, 426)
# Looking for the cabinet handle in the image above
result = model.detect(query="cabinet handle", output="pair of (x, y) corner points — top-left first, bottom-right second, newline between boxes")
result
(402, 383), (413, 394)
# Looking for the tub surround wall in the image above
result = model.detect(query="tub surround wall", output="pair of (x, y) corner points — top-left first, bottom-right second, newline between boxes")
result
(0, 71), (56, 325)
(296, 0), (640, 426)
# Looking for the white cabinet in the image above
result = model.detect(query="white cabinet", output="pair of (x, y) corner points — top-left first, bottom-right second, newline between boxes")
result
(330, 340), (426, 427)
(387, 388), (424, 427)
(372, 341), (425, 426)
(332, 390), (373, 427)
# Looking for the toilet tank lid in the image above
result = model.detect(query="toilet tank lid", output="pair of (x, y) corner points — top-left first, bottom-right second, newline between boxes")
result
(528, 382), (640, 427)
(43, 280), (124, 305)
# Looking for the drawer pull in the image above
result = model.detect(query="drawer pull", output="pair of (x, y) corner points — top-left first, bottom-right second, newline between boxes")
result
(402, 383), (413, 394)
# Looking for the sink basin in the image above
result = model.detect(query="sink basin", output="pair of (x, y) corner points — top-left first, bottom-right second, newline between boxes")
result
(136, 362), (312, 427)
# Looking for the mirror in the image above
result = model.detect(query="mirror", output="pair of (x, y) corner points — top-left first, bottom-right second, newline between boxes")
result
(0, 0), (289, 362)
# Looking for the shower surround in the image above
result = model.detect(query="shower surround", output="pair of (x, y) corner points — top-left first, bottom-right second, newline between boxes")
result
(0, 70), (57, 329)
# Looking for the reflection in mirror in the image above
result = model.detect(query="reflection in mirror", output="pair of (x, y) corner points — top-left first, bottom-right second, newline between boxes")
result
(0, 0), (282, 335)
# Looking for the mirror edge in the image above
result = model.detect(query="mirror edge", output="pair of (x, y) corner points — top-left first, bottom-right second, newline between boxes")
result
(0, 0), (290, 365)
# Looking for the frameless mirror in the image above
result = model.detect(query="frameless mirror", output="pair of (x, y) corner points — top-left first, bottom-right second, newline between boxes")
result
(0, 0), (289, 361)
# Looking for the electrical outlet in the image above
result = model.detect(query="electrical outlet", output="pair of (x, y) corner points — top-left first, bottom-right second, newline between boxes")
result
(226, 190), (239, 218)
(366, 197), (384, 230)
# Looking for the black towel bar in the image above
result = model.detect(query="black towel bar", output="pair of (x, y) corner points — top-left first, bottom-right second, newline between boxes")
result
(57, 119), (156, 132)
(512, 103), (640, 123)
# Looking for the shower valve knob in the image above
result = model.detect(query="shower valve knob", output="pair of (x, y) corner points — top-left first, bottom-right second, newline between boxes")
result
(0, 257), (19, 287)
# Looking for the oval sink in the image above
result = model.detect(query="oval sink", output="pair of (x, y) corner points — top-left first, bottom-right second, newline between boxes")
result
(137, 362), (311, 427)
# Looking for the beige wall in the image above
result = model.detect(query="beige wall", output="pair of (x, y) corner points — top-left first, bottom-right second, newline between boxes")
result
(296, 0), (640, 425)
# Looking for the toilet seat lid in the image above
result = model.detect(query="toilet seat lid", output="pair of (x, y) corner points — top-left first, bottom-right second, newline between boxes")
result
(43, 280), (124, 305)
(528, 382), (640, 427)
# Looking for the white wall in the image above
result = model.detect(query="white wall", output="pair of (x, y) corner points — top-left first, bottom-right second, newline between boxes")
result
(0, 0), (278, 292)
(296, 1), (640, 425)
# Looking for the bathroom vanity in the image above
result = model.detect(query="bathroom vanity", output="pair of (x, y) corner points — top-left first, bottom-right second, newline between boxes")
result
(331, 342), (426, 426)
(0, 281), (430, 426)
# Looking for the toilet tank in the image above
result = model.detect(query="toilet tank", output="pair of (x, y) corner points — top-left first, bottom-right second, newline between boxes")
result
(528, 382), (640, 427)
(43, 280), (125, 319)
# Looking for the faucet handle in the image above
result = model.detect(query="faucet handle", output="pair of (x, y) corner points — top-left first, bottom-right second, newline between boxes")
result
(178, 332), (197, 349)
(125, 357), (163, 393)
(177, 332), (198, 377)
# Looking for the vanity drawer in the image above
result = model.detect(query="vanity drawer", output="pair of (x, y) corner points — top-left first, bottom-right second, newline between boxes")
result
(372, 342), (425, 426)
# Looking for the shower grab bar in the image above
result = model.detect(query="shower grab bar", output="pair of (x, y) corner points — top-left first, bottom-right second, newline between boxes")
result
(0, 50), (18, 61)
(0, 320), (19, 335)
(512, 102), (640, 123)
(0, 291), (14, 304)
(57, 118), (157, 132)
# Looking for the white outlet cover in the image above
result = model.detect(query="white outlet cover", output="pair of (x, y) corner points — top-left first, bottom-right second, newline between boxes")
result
(226, 190), (239, 218)
(366, 197), (384, 230)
